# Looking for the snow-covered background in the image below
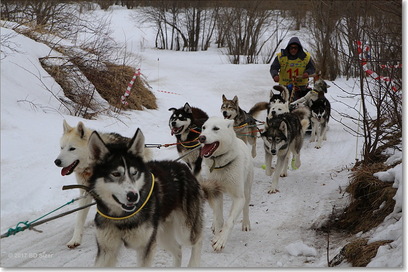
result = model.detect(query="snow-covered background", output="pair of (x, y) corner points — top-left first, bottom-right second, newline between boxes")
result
(0, 5), (403, 270)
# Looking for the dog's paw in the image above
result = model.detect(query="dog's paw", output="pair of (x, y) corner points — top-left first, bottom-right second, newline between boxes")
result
(211, 233), (227, 252)
(268, 188), (279, 194)
(67, 241), (81, 249)
(241, 221), (251, 231)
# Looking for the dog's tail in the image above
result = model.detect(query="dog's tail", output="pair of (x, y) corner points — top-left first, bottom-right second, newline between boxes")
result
(248, 102), (269, 118)
(273, 85), (290, 102)
(201, 179), (222, 201)
(292, 106), (310, 134)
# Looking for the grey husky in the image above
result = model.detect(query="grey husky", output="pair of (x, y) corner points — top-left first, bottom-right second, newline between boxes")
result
(87, 128), (204, 267)
(221, 95), (264, 157)
(261, 112), (309, 194)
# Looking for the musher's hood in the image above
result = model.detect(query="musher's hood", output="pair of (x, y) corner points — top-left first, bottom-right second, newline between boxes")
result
(282, 37), (307, 60)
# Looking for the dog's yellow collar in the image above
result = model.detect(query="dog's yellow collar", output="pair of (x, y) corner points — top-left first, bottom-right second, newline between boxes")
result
(97, 173), (155, 220)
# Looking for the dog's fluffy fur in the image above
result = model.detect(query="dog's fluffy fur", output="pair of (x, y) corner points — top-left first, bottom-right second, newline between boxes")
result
(198, 116), (254, 252)
(290, 78), (331, 148)
(169, 102), (208, 176)
(261, 111), (309, 194)
(88, 129), (204, 267)
(310, 97), (331, 149)
(221, 95), (263, 158)
(54, 120), (152, 248)
(291, 79), (330, 107)
(246, 85), (292, 125)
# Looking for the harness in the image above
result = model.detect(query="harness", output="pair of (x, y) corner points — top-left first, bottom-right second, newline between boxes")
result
(178, 127), (202, 149)
(96, 173), (155, 221)
(234, 115), (263, 137)
(208, 153), (235, 173)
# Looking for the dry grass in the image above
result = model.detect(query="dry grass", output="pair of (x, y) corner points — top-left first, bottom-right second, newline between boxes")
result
(334, 163), (397, 234)
(341, 238), (393, 267)
(80, 63), (157, 111)
(320, 161), (398, 267)
(40, 58), (157, 119)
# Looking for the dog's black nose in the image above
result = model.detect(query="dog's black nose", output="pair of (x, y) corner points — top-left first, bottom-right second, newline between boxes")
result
(222, 111), (227, 117)
(54, 159), (61, 166)
(171, 121), (176, 126)
(271, 149), (276, 155)
(127, 191), (139, 203)
(198, 135), (206, 143)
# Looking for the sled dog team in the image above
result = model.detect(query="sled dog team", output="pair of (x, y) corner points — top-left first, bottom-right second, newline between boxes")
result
(54, 79), (331, 267)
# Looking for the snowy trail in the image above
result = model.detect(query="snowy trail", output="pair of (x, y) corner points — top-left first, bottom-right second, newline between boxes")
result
(0, 123), (352, 267)
(1, 8), (380, 268)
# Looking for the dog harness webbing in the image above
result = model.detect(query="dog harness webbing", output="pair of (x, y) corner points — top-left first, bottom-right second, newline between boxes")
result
(180, 136), (201, 148)
(96, 173), (155, 221)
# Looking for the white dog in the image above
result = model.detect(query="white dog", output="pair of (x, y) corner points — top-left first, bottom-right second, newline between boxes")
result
(198, 117), (254, 252)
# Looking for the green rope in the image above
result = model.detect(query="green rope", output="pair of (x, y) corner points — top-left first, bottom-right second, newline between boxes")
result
(4, 198), (76, 237)
(6, 221), (31, 237)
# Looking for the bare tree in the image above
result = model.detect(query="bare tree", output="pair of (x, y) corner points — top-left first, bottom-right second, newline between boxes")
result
(332, 0), (402, 163)
(218, 1), (274, 64)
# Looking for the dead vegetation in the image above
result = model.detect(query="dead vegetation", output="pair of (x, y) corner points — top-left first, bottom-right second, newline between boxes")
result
(76, 62), (157, 111)
(329, 238), (393, 267)
(321, 160), (399, 267)
(336, 163), (397, 234)
(40, 59), (157, 119)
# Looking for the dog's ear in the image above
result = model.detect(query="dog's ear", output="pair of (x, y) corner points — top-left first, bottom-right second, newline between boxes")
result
(232, 95), (238, 105)
(281, 86), (290, 102)
(76, 122), (86, 139)
(128, 128), (145, 157)
(88, 131), (109, 162)
(168, 107), (177, 112)
(279, 121), (288, 135)
(63, 120), (72, 133)
(222, 94), (227, 102)
(183, 102), (192, 114)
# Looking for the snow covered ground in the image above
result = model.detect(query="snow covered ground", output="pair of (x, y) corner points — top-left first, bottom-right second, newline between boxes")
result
(0, 6), (402, 270)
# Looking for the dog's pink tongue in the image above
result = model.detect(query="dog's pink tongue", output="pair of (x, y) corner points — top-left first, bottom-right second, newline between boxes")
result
(200, 142), (218, 157)
(61, 167), (70, 176)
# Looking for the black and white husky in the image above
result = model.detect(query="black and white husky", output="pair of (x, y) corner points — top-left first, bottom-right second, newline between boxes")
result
(168, 102), (208, 177)
(54, 120), (152, 248)
(310, 97), (331, 149)
(261, 112), (309, 194)
(87, 128), (204, 267)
